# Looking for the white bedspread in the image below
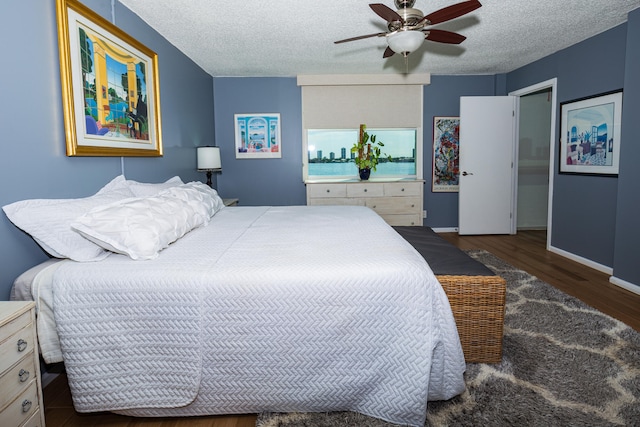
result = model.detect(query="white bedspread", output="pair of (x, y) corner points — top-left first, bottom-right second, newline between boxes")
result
(50, 205), (465, 426)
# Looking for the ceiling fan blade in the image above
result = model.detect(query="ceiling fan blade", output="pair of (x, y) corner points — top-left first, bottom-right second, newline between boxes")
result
(370, 3), (403, 23)
(334, 32), (386, 44)
(424, 29), (467, 44)
(421, 0), (481, 25)
(383, 46), (396, 58)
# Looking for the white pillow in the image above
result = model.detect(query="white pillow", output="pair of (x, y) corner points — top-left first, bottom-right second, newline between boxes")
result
(71, 184), (217, 260)
(95, 175), (129, 194)
(127, 176), (184, 197)
(3, 186), (135, 262)
(162, 182), (225, 217)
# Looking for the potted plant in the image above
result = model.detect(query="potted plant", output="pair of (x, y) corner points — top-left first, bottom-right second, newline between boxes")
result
(351, 124), (390, 180)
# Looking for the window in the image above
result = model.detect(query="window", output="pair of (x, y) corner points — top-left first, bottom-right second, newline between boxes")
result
(307, 128), (417, 179)
(298, 74), (429, 182)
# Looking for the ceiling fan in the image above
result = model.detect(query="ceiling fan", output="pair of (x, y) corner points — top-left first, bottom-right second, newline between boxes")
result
(334, 0), (482, 58)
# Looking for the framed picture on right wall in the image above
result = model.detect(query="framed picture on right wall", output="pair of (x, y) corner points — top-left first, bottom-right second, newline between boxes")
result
(559, 90), (623, 175)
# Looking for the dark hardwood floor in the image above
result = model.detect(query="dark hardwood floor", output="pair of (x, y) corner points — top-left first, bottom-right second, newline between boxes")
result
(43, 231), (640, 426)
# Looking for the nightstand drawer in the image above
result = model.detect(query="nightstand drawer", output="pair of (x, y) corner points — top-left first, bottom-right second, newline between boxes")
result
(0, 315), (35, 374)
(21, 409), (43, 427)
(0, 381), (39, 427)
(0, 353), (37, 410)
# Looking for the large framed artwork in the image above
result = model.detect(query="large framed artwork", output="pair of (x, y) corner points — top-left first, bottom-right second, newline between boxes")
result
(56, 0), (162, 156)
(560, 90), (623, 175)
(432, 116), (460, 192)
(234, 114), (282, 159)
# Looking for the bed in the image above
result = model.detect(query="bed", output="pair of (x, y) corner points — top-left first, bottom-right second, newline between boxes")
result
(5, 176), (466, 427)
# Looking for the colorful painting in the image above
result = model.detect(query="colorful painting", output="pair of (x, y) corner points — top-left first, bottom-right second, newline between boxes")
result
(432, 117), (460, 192)
(56, 0), (162, 156)
(560, 90), (622, 175)
(234, 114), (281, 159)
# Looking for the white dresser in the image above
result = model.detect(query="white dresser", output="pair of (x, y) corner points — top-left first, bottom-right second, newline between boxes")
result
(0, 302), (45, 427)
(306, 180), (424, 226)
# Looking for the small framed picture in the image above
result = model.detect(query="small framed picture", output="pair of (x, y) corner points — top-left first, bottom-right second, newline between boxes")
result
(234, 113), (282, 159)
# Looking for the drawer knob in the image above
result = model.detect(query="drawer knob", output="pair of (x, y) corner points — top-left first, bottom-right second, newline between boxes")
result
(364, 189), (367, 192)
(372, 205), (377, 208)
(22, 399), (32, 413)
(17, 338), (28, 352)
(411, 204), (415, 207)
(19, 369), (30, 382)
(326, 189), (330, 193)
(401, 188), (405, 191)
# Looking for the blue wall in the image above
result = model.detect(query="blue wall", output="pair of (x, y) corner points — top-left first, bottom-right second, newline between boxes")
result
(213, 78), (305, 206)
(506, 23), (632, 275)
(614, 8), (640, 286)
(0, 0), (214, 299)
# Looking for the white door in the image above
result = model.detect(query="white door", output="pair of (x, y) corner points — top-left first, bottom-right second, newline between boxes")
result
(459, 96), (517, 235)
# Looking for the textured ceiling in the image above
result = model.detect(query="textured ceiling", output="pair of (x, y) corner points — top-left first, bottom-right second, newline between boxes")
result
(117, 0), (640, 77)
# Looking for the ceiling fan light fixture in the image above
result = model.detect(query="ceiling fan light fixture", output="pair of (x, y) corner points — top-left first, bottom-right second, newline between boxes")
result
(387, 30), (424, 55)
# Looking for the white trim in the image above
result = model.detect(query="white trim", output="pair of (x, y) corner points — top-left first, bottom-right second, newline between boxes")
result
(609, 276), (640, 296)
(433, 227), (459, 233)
(297, 73), (430, 86)
(548, 244), (613, 275)
(509, 78), (558, 251)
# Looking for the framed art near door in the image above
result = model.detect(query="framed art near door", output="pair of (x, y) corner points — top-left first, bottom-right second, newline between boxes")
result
(559, 90), (622, 175)
(432, 116), (460, 192)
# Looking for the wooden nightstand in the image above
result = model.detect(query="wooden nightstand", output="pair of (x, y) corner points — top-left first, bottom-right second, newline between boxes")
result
(223, 198), (239, 206)
(0, 302), (45, 427)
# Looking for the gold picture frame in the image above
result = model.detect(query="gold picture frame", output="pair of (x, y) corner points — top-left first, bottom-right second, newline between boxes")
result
(56, 0), (162, 156)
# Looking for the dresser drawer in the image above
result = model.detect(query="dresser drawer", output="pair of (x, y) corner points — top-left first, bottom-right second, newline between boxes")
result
(307, 197), (365, 207)
(365, 196), (421, 214)
(379, 213), (423, 226)
(0, 353), (36, 410)
(0, 316), (35, 374)
(0, 381), (39, 427)
(307, 183), (347, 198)
(346, 183), (384, 197)
(383, 181), (423, 196)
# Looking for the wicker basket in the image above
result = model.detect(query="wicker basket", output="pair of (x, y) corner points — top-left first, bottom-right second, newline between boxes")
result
(436, 275), (507, 364)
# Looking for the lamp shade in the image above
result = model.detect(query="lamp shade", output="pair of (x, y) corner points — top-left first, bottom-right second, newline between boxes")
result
(197, 146), (222, 171)
(387, 30), (425, 55)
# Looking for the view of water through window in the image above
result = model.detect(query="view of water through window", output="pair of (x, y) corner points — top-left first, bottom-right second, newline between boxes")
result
(307, 129), (416, 177)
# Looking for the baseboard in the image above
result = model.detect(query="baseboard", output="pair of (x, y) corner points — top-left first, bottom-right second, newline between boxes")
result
(548, 245), (613, 275)
(609, 276), (640, 296)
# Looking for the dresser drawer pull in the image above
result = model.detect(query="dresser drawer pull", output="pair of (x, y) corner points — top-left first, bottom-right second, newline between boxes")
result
(22, 399), (32, 413)
(19, 369), (30, 382)
(372, 205), (376, 208)
(364, 189), (367, 192)
(401, 188), (405, 191)
(411, 204), (415, 207)
(326, 189), (330, 193)
(17, 338), (28, 352)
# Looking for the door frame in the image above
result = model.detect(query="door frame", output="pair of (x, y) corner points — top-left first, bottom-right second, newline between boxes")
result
(509, 78), (558, 250)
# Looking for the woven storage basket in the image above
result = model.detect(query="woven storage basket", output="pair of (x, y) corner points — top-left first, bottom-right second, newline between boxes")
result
(436, 274), (506, 364)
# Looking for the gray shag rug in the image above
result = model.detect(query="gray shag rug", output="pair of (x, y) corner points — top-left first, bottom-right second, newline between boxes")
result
(256, 250), (640, 427)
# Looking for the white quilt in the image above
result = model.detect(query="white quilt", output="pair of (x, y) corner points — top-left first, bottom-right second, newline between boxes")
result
(51, 205), (465, 426)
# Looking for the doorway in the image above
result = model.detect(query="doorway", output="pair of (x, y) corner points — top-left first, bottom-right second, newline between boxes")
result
(510, 78), (558, 250)
(516, 88), (552, 230)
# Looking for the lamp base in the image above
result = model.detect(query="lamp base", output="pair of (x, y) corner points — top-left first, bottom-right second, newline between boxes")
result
(206, 171), (212, 188)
